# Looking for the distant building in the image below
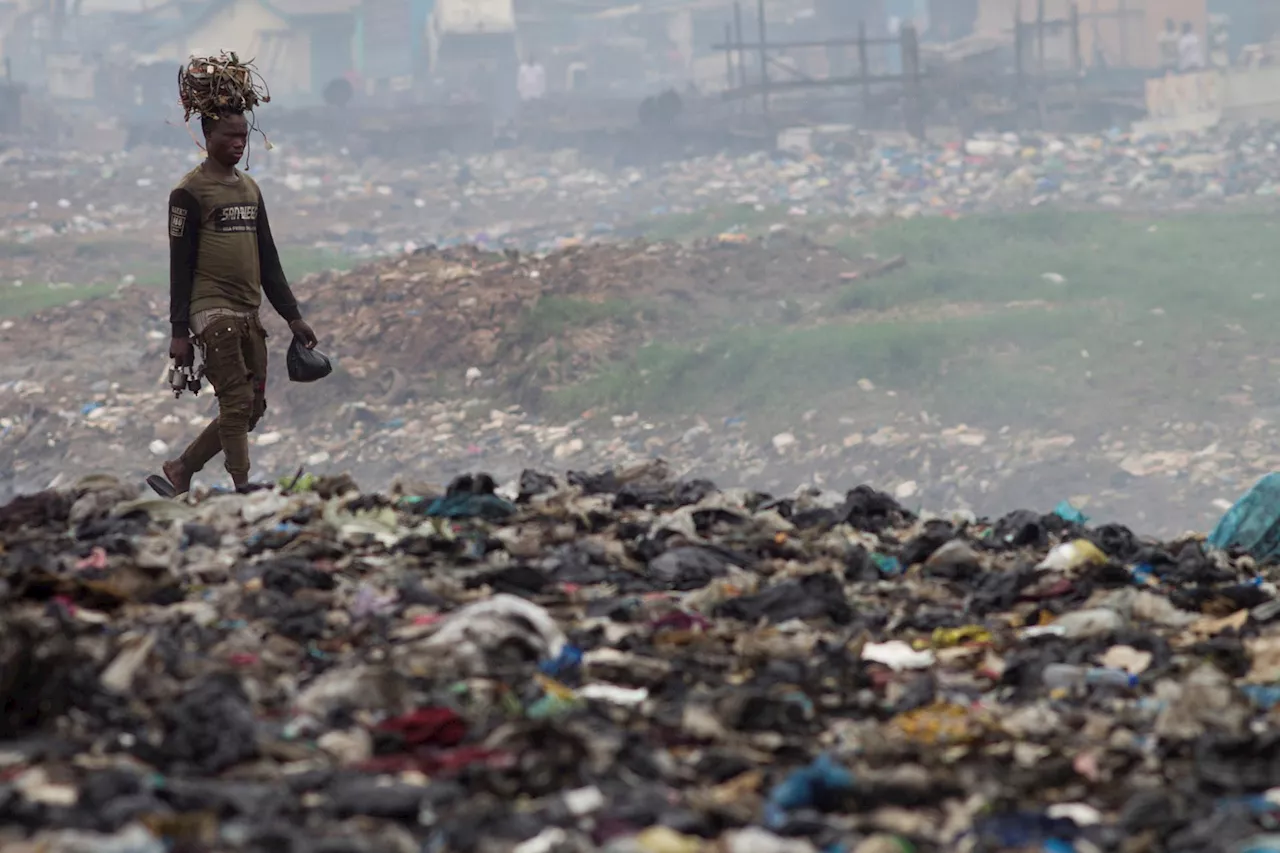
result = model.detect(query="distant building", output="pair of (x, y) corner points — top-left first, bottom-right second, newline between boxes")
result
(133, 0), (362, 103)
(974, 0), (1208, 69)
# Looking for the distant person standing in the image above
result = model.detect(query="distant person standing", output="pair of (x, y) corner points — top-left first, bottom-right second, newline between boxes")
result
(1178, 21), (1205, 72)
(518, 54), (547, 104)
(1158, 18), (1179, 73)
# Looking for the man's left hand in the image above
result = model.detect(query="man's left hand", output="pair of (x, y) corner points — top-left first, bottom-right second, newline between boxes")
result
(289, 319), (318, 349)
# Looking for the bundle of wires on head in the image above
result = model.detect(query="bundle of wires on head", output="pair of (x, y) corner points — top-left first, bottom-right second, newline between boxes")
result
(177, 51), (273, 159)
(178, 51), (270, 122)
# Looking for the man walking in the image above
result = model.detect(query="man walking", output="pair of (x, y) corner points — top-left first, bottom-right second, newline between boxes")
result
(151, 109), (318, 496)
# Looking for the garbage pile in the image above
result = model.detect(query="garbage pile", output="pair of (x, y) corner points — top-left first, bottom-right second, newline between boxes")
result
(0, 233), (1273, 532)
(4, 464), (1280, 852)
(8, 122), (1280, 253)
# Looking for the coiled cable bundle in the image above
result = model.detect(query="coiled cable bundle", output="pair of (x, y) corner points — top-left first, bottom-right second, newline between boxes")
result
(177, 51), (271, 123)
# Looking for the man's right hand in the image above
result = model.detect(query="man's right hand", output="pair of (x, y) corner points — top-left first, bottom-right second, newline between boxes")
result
(170, 336), (194, 367)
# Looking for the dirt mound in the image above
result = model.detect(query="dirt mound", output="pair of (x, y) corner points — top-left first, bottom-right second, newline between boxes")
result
(1, 233), (869, 400)
(297, 233), (864, 382)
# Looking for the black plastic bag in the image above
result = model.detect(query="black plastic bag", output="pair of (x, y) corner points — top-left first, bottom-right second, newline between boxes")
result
(287, 337), (332, 383)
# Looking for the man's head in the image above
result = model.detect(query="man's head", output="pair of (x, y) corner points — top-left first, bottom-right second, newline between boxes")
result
(1165, 18), (1176, 31)
(200, 111), (249, 167)
(1182, 21), (1194, 34)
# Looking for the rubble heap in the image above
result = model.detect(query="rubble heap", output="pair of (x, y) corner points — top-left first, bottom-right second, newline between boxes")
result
(2, 464), (1280, 852)
(0, 234), (862, 382)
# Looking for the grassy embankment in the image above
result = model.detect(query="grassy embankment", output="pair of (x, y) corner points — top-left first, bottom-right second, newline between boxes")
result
(549, 208), (1280, 428)
(6, 209), (1280, 433)
(0, 246), (361, 318)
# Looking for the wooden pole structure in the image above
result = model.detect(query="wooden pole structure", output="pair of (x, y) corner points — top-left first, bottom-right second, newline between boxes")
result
(1015, 4), (1025, 110)
(1037, 0), (1047, 76)
(1118, 0), (1128, 66)
(725, 23), (735, 91)
(734, 2), (747, 88)
(1071, 2), (1081, 74)
(858, 19), (870, 106)
(1071, 2), (1082, 114)
(757, 0), (770, 117)
(902, 24), (924, 139)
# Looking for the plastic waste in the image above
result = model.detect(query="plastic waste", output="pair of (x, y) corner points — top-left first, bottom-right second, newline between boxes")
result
(396, 594), (567, 677)
(422, 473), (517, 520)
(1242, 685), (1280, 711)
(540, 645), (584, 678)
(862, 640), (935, 671)
(1052, 500), (1089, 526)
(3, 462), (1280, 848)
(285, 336), (333, 383)
(1210, 473), (1280, 562)
(1023, 607), (1126, 639)
(1036, 539), (1107, 572)
(763, 754), (854, 828)
(1042, 664), (1138, 690)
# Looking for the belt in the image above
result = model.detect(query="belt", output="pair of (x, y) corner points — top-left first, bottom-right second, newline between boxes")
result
(191, 308), (255, 336)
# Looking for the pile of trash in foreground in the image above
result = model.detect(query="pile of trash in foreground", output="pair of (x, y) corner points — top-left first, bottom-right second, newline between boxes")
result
(3, 462), (1280, 853)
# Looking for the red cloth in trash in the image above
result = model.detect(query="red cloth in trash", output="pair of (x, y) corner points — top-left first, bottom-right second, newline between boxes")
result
(375, 707), (467, 747)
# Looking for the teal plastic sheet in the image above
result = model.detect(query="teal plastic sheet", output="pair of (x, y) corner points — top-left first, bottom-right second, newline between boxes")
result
(1208, 473), (1280, 562)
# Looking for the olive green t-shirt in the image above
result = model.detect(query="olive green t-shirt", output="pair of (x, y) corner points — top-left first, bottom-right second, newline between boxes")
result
(167, 164), (300, 337)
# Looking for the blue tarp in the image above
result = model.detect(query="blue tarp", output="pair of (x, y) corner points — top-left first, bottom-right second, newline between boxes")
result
(424, 492), (516, 521)
(1208, 473), (1280, 562)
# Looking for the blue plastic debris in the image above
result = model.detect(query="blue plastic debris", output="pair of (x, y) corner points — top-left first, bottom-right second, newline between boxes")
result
(1209, 473), (1280, 562)
(1130, 563), (1156, 586)
(763, 754), (854, 829)
(973, 813), (1082, 848)
(1052, 500), (1089, 526)
(539, 645), (583, 678)
(872, 553), (903, 576)
(244, 522), (302, 553)
(1241, 685), (1280, 711)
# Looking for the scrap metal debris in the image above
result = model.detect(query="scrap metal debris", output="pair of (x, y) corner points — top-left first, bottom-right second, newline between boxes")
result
(177, 52), (270, 123)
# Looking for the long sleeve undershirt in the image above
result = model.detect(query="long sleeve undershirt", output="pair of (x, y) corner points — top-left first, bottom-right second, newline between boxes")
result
(168, 188), (200, 338)
(257, 197), (302, 325)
